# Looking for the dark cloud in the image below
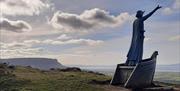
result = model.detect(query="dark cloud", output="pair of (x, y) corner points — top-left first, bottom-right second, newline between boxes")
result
(49, 8), (132, 33)
(55, 12), (94, 30)
(0, 18), (32, 32)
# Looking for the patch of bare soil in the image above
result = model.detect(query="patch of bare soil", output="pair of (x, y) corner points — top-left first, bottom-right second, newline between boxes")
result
(102, 85), (179, 91)
(102, 85), (130, 91)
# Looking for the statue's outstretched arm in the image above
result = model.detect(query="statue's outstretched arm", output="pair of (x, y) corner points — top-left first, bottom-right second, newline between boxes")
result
(142, 5), (161, 21)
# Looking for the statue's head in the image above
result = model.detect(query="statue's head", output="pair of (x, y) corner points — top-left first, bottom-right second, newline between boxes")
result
(136, 10), (145, 18)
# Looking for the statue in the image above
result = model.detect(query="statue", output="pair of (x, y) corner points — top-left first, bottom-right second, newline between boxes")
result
(126, 5), (162, 66)
(111, 5), (161, 88)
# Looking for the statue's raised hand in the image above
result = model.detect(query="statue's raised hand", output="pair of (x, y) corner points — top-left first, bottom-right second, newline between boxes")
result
(156, 5), (162, 10)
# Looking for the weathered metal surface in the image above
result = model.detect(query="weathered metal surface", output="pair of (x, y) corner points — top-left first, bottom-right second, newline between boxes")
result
(111, 51), (158, 88)
(110, 64), (134, 85)
(124, 56), (157, 88)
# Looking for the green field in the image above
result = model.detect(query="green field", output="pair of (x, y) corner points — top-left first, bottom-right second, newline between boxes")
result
(155, 72), (180, 85)
(0, 66), (112, 91)
(1, 64), (180, 91)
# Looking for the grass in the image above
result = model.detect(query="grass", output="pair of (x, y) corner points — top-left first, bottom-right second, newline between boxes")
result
(0, 66), (111, 91)
(154, 72), (180, 85)
(1, 64), (180, 91)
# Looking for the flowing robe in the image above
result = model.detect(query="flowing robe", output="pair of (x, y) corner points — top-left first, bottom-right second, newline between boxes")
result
(125, 8), (159, 65)
(126, 18), (145, 65)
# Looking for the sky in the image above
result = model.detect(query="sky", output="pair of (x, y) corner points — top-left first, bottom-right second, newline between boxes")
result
(0, 0), (179, 65)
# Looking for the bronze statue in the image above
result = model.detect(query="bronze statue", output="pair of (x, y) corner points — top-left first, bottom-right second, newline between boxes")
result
(111, 6), (161, 88)
(126, 5), (162, 66)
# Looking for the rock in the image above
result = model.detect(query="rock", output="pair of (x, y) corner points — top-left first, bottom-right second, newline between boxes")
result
(59, 67), (81, 72)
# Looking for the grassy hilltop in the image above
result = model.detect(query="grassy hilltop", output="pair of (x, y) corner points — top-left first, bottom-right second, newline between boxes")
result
(0, 63), (113, 91)
(0, 63), (180, 91)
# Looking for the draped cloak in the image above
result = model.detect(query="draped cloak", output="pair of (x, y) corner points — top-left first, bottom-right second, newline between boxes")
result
(126, 18), (145, 65)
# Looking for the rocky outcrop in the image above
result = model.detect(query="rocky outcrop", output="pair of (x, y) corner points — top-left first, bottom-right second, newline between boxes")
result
(0, 58), (66, 70)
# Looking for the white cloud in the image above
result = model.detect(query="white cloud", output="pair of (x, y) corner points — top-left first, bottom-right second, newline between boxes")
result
(162, 0), (180, 15)
(1, 34), (103, 48)
(25, 39), (103, 46)
(168, 35), (180, 41)
(162, 7), (173, 15)
(0, 0), (50, 16)
(49, 8), (132, 33)
(0, 48), (43, 58)
(0, 41), (31, 49)
(0, 41), (43, 58)
(0, 18), (32, 32)
(24, 40), (41, 44)
(144, 37), (151, 42)
(57, 34), (71, 41)
(49, 39), (103, 46)
(41, 39), (54, 44)
(22, 34), (104, 46)
(0, 34), (103, 58)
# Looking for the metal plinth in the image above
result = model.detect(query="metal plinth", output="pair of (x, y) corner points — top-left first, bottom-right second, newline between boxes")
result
(110, 51), (158, 88)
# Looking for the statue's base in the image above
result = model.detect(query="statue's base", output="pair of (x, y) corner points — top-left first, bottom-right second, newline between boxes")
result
(110, 64), (134, 85)
(111, 51), (158, 88)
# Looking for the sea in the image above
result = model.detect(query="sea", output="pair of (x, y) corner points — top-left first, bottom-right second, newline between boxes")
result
(67, 64), (180, 84)
(67, 64), (180, 76)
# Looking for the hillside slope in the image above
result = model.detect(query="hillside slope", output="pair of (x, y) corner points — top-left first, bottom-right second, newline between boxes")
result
(0, 64), (179, 91)
(0, 65), (116, 91)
